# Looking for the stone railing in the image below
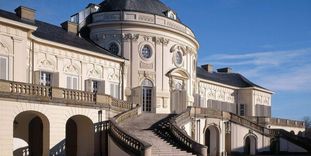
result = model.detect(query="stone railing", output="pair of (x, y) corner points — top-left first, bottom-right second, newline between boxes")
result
(0, 80), (133, 110)
(270, 129), (311, 152)
(109, 105), (152, 156)
(246, 117), (305, 128)
(169, 108), (208, 156)
(191, 107), (272, 136)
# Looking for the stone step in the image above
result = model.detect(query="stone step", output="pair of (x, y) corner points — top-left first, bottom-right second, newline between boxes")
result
(120, 113), (196, 156)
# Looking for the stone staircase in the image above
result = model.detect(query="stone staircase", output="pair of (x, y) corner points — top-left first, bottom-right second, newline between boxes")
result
(120, 113), (196, 156)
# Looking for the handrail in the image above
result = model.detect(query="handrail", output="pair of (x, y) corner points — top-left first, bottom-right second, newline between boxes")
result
(169, 108), (208, 156)
(271, 129), (311, 152)
(192, 107), (272, 136)
(109, 105), (152, 156)
(0, 79), (132, 110)
(245, 116), (305, 128)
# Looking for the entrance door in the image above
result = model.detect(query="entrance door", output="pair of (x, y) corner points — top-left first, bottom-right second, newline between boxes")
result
(143, 87), (152, 112)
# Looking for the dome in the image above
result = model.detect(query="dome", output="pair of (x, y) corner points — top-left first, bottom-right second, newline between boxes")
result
(99, 0), (180, 21)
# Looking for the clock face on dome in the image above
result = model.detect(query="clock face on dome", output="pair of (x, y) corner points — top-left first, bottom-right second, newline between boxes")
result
(141, 45), (152, 59)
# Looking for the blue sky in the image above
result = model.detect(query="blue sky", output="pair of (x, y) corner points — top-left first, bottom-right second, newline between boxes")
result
(1, 0), (310, 120)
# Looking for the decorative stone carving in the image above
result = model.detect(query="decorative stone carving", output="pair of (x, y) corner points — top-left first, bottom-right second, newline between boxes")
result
(140, 61), (153, 69)
(122, 33), (139, 41)
(138, 15), (154, 23)
(0, 42), (9, 55)
(142, 35), (151, 41)
(186, 46), (196, 54)
(64, 61), (79, 75)
(153, 37), (169, 45)
(87, 64), (101, 79)
(38, 54), (55, 70)
(138, 70), (155, 83)
(107, 68), (119, 81)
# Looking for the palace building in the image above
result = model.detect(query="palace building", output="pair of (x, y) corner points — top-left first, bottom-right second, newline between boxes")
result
(0, 0), (309, 156)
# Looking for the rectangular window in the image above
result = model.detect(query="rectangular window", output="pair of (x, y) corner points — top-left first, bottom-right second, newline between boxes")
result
(240, 104), (246, 116)
(92, 80), (98, 93)
(0, 56), (8, 80)
(40, 72), (52, 86)
(110, 83), (120, 99)
(66, 75), (78, 90)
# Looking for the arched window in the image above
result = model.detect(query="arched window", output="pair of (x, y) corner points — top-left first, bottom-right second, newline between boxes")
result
(108, 42), (119, 55)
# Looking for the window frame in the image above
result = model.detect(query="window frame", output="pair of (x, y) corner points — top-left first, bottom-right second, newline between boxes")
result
(240, 104), (246, 116)
(139, 44), (153, 61)
(0, 55), (8, 80)
(108, 41), (120, 55)
(40, 71), (53, 86)
(110, 82), (120, 99)
(66, 74), (79, 90)
(174, 51), (183, 67)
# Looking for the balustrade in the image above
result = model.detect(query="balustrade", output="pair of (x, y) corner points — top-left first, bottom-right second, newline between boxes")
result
(169, 108), (208, 156)
(109, 105), (152, 155)
(0, 80), (132, 110)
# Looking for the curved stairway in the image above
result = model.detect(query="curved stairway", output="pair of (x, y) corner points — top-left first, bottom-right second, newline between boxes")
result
(119, 113), (196, 156)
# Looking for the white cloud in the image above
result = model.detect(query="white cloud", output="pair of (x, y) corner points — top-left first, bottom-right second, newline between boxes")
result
(200, 48), (311, 92)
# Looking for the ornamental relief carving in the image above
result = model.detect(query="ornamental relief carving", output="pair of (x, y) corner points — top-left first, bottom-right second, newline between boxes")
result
(153, 37), (169, 45)
(63, 60), (80, 75)
(140, 61), (153, 69)
(138, 70), (155, 84)
(107, 68), (119, 81)
(122, 33), (139, 41)
(0, 42), (10, 55)
(37, 53), (56, 71)
(87, 64), (102, 79)
(200, 83), (235, 103)
(138, 15), (154, 23)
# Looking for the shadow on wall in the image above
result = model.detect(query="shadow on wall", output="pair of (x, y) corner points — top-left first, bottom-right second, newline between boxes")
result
(230, 145), (271, 156)
(48, 121), (108, 156)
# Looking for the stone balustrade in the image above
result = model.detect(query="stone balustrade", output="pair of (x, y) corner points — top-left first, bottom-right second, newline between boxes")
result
(246, 116), (305, 128)
(109, 105), (152, 156)
(190, 107), (272, 136)
(169, 108), (208, 156)
(0, 79), (132, 110)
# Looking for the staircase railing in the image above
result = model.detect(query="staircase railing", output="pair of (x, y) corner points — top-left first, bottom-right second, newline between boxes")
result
(169, 108), (208, 156)
(0, 79), (133, 110)
(109, 105), (152, 156)
(270, 129), (311, 152)
(192, 107), (271, 136)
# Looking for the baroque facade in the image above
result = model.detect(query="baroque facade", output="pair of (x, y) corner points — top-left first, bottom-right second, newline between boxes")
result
(0, 1), (309, 156)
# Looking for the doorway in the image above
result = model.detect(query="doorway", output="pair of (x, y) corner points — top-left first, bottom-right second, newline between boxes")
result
(141, 79), (153, 112)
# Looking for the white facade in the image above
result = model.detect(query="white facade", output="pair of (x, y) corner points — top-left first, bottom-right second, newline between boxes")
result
(0, 2), (308, 156)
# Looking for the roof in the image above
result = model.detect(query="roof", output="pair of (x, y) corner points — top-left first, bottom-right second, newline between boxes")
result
(196, 67), (270, 91)
(0, 9), (35, 26)
(99, 0), (180, 21)
(0, 9), (123, 59)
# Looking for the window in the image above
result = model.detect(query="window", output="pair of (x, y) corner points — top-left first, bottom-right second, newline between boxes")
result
(174, 51), (183, 66)
(141, 45), (152, 59)
(240, 104), (246, 116)
(166, 10), (177, 20)
(40, 72), (52, 86)
(110, 83), (119, 99)
(0, 56), (8, 80)
(92, 80), (98, 93)
(108, 42), (119, 55)
(66, 75), (78, 90)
